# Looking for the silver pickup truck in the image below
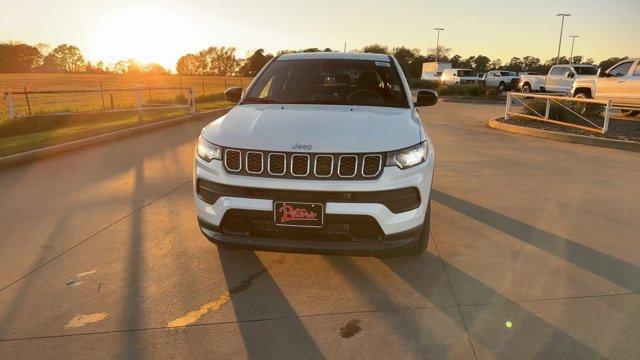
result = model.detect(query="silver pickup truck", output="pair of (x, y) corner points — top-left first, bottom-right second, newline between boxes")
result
(572, 58), (640, 116)
(519, 64), (599, 94)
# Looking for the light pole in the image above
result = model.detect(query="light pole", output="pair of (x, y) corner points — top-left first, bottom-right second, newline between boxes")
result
(555, 13), (571, 64)
(434, 28), (444, 63)
(569, 35), (579, 64)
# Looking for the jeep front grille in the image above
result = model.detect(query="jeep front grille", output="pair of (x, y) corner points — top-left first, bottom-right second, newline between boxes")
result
(223, 148), (384, 180)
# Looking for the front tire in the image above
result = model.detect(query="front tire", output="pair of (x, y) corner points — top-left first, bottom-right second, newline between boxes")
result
(574, 92), (601, 116)
(409, 201), (431, 256)
(498, 82), (505, 92)
(521, 84), (532, 93)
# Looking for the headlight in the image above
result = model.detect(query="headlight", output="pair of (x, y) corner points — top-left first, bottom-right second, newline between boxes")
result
(196, 136), (222, 162)
(386, 141), (428, 169)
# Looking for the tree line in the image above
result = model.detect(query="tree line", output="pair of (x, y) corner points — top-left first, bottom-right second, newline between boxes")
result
(357, 43), (629, 77)
(0, 40), (631, 79)
(0, 41), (169, 75)
(176, 44), (630, 79)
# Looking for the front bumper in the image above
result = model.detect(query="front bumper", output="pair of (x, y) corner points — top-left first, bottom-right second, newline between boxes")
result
(194, 153), (433, 253)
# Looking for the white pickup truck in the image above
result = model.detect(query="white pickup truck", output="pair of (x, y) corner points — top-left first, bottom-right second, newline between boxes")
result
(519, 64), (599, 94)
(485, 70), (519, 91)
(572, 58), (640, 116)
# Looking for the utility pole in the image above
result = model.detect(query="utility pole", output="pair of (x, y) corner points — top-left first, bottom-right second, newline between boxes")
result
(344, 42), (346, 52)
(434, 28), (444, 63)
(569, 35), (579, 64)
(555, 13), (571, 64)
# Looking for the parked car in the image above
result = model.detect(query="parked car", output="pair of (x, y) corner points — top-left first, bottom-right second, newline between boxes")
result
(485, 70), (519, 91)
(194, 52), (437, 256)
(519, 64), (599, 94)
(572, 58), (640, 116)
(440, 68), (477, 85)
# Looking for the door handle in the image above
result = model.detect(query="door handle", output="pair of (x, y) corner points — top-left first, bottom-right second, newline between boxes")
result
(617, 81), (625, 83)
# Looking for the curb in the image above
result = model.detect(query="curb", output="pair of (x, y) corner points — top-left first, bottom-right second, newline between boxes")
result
(488, 117), (640, 153)
(442, 97), (506, 105)
(0, 107), (232, 169)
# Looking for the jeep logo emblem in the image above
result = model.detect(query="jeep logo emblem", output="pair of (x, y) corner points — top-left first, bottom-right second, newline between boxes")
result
(291, 143), (312, 151)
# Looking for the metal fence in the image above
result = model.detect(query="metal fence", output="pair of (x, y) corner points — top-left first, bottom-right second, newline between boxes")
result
(3, 85), (196, 120)
(505, 92), (612, 134)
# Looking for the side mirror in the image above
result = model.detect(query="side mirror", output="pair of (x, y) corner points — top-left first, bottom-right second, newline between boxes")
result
(224, 87), (242, 103)
(598, 69), (609, 78)
(565, 71), (575, 78)
(414, 89), (438, 107)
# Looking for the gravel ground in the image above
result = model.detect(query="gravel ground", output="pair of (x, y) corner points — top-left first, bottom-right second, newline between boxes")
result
(500, 113), (640, 142)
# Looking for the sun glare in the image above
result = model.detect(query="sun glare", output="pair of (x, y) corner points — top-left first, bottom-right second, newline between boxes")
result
(88, 6), (199, 71)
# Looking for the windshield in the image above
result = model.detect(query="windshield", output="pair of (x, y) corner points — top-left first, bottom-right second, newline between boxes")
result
(457, 70), (476, 77)
(244, 59), (408, 108)
(574, 66), (598, 75)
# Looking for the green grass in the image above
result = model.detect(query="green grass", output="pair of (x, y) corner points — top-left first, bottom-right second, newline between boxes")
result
(0, 99), (230, 158)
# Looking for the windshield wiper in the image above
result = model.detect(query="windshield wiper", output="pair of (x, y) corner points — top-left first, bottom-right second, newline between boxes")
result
(243, 97), (275, 104)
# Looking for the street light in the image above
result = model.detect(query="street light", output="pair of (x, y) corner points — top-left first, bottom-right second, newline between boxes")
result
(434, 28), (444, 63)
(555, 13), (571, 64)
(569, 35), (579, 64)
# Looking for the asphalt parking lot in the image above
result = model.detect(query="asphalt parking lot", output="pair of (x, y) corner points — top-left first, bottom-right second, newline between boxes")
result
(1, 100), (639, 359)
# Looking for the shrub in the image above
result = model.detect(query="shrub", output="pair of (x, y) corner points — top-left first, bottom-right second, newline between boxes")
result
(438, 84), (486, 96)
(407, 78), (438, 90)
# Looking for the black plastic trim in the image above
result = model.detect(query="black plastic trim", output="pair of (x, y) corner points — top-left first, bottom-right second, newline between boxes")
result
(196, 179), (421, 214)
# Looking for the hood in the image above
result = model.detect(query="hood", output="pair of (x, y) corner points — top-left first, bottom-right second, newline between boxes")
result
(202, 104), (421, 153)
(573, 75), (597, 86)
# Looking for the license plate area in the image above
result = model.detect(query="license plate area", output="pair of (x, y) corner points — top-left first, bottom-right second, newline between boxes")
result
(273, 201), (324, 228)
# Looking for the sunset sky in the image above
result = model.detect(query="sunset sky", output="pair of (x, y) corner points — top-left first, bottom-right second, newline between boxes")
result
(1, 0), (638, 70)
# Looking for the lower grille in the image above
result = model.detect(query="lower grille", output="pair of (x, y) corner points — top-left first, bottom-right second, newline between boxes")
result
(220, 210), (384, 243)
(196, 180), (421, 214)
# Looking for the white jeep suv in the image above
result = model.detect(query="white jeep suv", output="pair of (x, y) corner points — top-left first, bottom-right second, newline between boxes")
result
(194, 52), (437, 256)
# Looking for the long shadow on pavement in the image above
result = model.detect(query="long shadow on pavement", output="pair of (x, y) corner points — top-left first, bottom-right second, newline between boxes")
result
(120, 160), (146, 359)
(218, 249), (323, 359)
(0, 212), (72, 340)
(382, 253), (605, 359)
(431, 189), (640, 293)
(325, 256), (463, 357)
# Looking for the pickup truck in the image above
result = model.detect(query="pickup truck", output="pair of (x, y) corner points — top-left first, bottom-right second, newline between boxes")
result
(572, 58), (640, 116)
(519, 64), (599, 94)
(440, 68), (477, 85)
(485, 70), (519, 91)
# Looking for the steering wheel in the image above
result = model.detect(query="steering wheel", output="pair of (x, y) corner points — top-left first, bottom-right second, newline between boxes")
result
(347, 89), (384, 104)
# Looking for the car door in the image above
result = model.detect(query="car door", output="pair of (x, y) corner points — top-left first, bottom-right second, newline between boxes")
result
(546, 66), (564, 92)
(596, 61), (634, 103)
(558, 67), (577, 93)
(623, 60), (640, 106)
(487, 71), (498, 87)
